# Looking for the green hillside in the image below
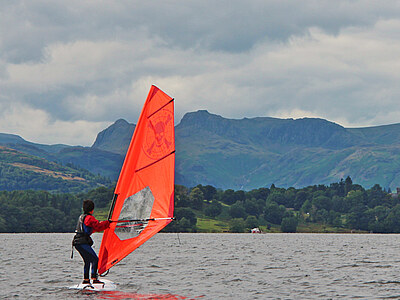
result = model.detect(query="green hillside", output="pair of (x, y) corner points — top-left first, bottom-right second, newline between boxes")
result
(0, 146), (111, 193)
(3, 110), (400, 191)
(56, 146), (123, 179)
(173, 111), (400, 190)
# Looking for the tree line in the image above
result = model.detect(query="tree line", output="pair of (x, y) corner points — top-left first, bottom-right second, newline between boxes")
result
(167, 177), (400, 233)
(0, 187), (113, 232)
(1, 177), (400, 233)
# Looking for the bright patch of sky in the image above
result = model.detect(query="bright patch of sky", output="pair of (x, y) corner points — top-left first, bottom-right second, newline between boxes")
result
(1, 1), (400, 145)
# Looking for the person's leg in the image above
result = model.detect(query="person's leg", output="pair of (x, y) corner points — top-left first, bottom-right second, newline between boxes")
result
(78, 244), (100, 280)
(74, 244), (91, 282)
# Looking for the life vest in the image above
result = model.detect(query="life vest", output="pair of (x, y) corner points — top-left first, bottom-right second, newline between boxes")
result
(72, 214), (94, 246)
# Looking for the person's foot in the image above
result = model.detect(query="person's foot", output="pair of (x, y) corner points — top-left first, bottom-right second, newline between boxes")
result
(92, 279), (104, 284)
(82, 279), (90, 284)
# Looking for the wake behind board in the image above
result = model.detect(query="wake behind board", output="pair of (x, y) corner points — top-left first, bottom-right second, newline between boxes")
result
(69, 279), (117, 291)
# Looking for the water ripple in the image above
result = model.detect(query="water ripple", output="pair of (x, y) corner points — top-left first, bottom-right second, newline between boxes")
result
(2, 233), (400, 299)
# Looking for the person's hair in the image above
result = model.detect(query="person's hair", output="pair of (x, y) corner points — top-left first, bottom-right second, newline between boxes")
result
(83, 200), (95, 214)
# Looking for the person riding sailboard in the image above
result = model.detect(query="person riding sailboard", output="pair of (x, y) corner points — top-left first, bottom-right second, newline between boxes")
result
(70, 85), (175, 291)
(72, 200), (110, 285)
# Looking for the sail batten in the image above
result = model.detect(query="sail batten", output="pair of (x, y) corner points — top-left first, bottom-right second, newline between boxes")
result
(98, 85), (175, 275)
(148, 98), (174, 118)
(135, 150), (175, 173)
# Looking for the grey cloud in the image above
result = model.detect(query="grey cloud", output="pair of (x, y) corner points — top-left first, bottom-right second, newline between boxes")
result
(4, 1), (400, 62)
(1, 1), (400, 145)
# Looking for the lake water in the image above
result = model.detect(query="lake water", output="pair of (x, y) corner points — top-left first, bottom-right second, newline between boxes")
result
(2, 233), (400, 299)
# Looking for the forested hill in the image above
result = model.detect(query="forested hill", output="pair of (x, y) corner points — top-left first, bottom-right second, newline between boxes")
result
(0, 146), (111, 193)
(2, 111), (400, 190)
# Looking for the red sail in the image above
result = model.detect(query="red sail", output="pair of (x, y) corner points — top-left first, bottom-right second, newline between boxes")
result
(98, 85), (175, 274)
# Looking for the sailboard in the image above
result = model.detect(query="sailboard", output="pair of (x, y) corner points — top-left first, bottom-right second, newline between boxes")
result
(97, 85), (175, 275)
(69, 279), (117, 291)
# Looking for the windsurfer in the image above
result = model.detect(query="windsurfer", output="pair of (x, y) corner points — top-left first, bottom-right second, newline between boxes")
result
(72, 200), (110, 284)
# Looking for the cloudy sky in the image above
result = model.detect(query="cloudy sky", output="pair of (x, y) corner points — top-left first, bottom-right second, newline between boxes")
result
(1, 1), (400, 146)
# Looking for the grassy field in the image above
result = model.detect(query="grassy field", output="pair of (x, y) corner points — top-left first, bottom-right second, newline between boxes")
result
(196, 218), (230, 233)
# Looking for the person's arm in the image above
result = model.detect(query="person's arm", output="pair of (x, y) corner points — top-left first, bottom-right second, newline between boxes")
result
(84, 215), (110, 232)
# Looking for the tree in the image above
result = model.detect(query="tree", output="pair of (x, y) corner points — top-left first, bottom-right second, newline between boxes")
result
(247, 188), (270, 201)
(294, 191), (308, 210)
(383, 204), (400, 233)
(284, 188), (296, 208)
(234, 190), (246, 202)
(175, 185), (190, 207)
(84, 186), (114, 208)
(367, 206), (390, 233)
(175, 207), (197, 226)
(244, 198), (262, 216)
(229, 218), (245, 233)
(312, 195), (331, 211)
(314, 208), (329, 224)
(367, 184), (387, 208)
(202, 185), (217, 202)
(330, 179), (345, 197)
(344, 176), (353, 195)
(165, 207), (197, 232)
(330, 213), (343, 228)
(245, 215), (259, 230)
(189, 187), (204, 210)
(331, 195), (345, 213)
(264, 201), (285, 225)
(281, 217), (298, 233)
(204, 200), (222, 218)
(267, 192), (286, 206)
(344, 190), (365, 211)
(301, 199), (312, 214)
(229, 201), (247, 219)
(346, 204), (369, 230)
(0, 216), (6, 232)
(177, 217), (192, 232)
(221, 189), (236, 205)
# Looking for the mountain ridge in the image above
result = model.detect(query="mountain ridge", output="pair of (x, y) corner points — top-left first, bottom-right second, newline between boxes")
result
(92, 119), (135, 155)
(1, 110), (400, 190)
